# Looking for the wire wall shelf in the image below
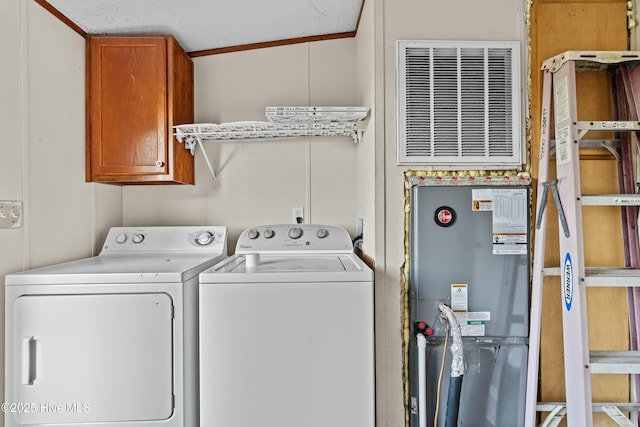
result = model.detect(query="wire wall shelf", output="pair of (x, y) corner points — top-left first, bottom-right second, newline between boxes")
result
(175, 120), (366, 144)
(173, 107), (369, 182)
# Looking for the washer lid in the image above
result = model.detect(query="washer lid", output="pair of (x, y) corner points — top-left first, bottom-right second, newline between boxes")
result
(200, 253), (373, 283)
(5, 252), (227, 285)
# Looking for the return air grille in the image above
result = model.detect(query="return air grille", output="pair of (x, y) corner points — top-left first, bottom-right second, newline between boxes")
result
(397, 40), (521, 167)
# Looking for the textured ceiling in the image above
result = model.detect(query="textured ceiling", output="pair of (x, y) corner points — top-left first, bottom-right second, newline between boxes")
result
(43, 0), (364, 54)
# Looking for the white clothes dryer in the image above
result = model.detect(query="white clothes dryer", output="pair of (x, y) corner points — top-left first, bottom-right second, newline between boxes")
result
(198, 224), (374, 427)
(5, 226), (228, 427)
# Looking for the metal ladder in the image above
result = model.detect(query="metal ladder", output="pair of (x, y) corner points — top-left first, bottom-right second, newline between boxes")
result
(525, 51), (640, 427)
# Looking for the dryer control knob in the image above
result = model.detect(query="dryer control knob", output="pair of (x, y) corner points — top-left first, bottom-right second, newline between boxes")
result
(115, 233), (128, 244)
(263, 229), (275, 239)
(316, 228), (329, 239)
(288, 227), (303, 239)
(132, 233), (145, 244)
(247, 229), (259, 239)
(196, 231), (215, 246)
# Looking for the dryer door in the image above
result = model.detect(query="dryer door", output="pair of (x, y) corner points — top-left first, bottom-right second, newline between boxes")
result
(10, 293), (174, 425)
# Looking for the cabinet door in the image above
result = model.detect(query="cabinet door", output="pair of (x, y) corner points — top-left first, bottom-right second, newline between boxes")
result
(88, 36), (169, 180)
(10, 293), (174, 425)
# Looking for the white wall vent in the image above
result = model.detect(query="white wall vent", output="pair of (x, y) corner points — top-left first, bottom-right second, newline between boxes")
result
(397, 40), (522, 168)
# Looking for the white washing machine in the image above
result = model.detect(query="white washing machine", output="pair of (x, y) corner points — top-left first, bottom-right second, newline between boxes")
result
(198, 224), (375, 427)
(4, 226), (228, 427)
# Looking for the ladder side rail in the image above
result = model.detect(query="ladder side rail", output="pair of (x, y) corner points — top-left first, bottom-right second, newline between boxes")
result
(525, 69), (555, 427)
(553, 59), (594, 427)
(619, 64), (640, 424)
(621, 61), (640, 122)
(617, 67), (640, 267)
(613, 69), (633, 267)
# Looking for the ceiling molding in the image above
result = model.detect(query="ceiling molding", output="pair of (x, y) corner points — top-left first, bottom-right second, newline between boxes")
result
(34, 0), (86, 37)
(189, 31), (357, 57)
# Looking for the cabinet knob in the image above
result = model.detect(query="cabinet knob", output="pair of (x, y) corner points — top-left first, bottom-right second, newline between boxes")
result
(156, 160), (164, 167)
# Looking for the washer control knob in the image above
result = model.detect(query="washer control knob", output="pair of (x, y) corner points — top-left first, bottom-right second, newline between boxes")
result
(316, 228), (329, 239)
(196, 231), (215, 246)
(288, 227), (303, 239)
(115, 233), (128, 244)
(263, 229), (275, 239)
(247, 229), (259, 239)
(132, 233), (145, 244)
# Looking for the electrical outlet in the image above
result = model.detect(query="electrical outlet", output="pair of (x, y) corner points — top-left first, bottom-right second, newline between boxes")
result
(0, 201), (22, 229)
(293, 207), (304, 224)
(355, 213), (364, 237)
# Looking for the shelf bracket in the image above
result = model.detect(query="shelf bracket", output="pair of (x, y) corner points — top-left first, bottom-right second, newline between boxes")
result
(194, 136), (217, 183)
(351, 123), (364, 143)
(175, 132), (217, 183)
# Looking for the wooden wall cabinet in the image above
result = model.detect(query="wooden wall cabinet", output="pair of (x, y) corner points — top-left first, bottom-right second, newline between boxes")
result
(86, 35), (194, 184)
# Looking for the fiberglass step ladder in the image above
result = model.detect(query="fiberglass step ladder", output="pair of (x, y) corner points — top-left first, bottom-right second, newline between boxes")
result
(525, 51), (640, 427)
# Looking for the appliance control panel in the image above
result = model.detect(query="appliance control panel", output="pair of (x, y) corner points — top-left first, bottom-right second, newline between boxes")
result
(235, 224), (353, 254)
(100, 226), (228, 253)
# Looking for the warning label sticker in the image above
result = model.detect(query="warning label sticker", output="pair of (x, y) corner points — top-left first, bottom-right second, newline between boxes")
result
(555, 126), (571, 166)
(451, 284), (468, 312)
(472, 189), (493, 211)
(555, 77), (570, 123)
(454, 312), (491, 336)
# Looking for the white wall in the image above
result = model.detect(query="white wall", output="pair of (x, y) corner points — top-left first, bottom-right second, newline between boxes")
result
(355, 0), (394, 425)
(0, 0), (123, 271)
(355, 0), (379, 258)
(25, 2), (122, 265)
(0, 0), (24, 275)
(0, 0), (24, 413)
(122, 40), (360, 250)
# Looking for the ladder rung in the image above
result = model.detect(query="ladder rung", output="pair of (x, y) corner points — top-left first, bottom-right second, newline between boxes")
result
(581, 194), (640, 206)
(536, 402), (640, 412)
(590, 351), (640, 374)
(578, 121), (640, 132)
(544, 267), (640, 286)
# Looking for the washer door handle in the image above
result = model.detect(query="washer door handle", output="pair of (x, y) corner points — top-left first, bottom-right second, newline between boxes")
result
(22, 336), (37, 385)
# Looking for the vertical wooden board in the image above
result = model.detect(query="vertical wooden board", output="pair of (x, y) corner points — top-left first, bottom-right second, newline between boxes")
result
(540, 277), (567, 401)
(581, 159), (626, 268)
(531, 1), (628, 178)
(530, 1), (630, 425)
(531, 1), (628, 176)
